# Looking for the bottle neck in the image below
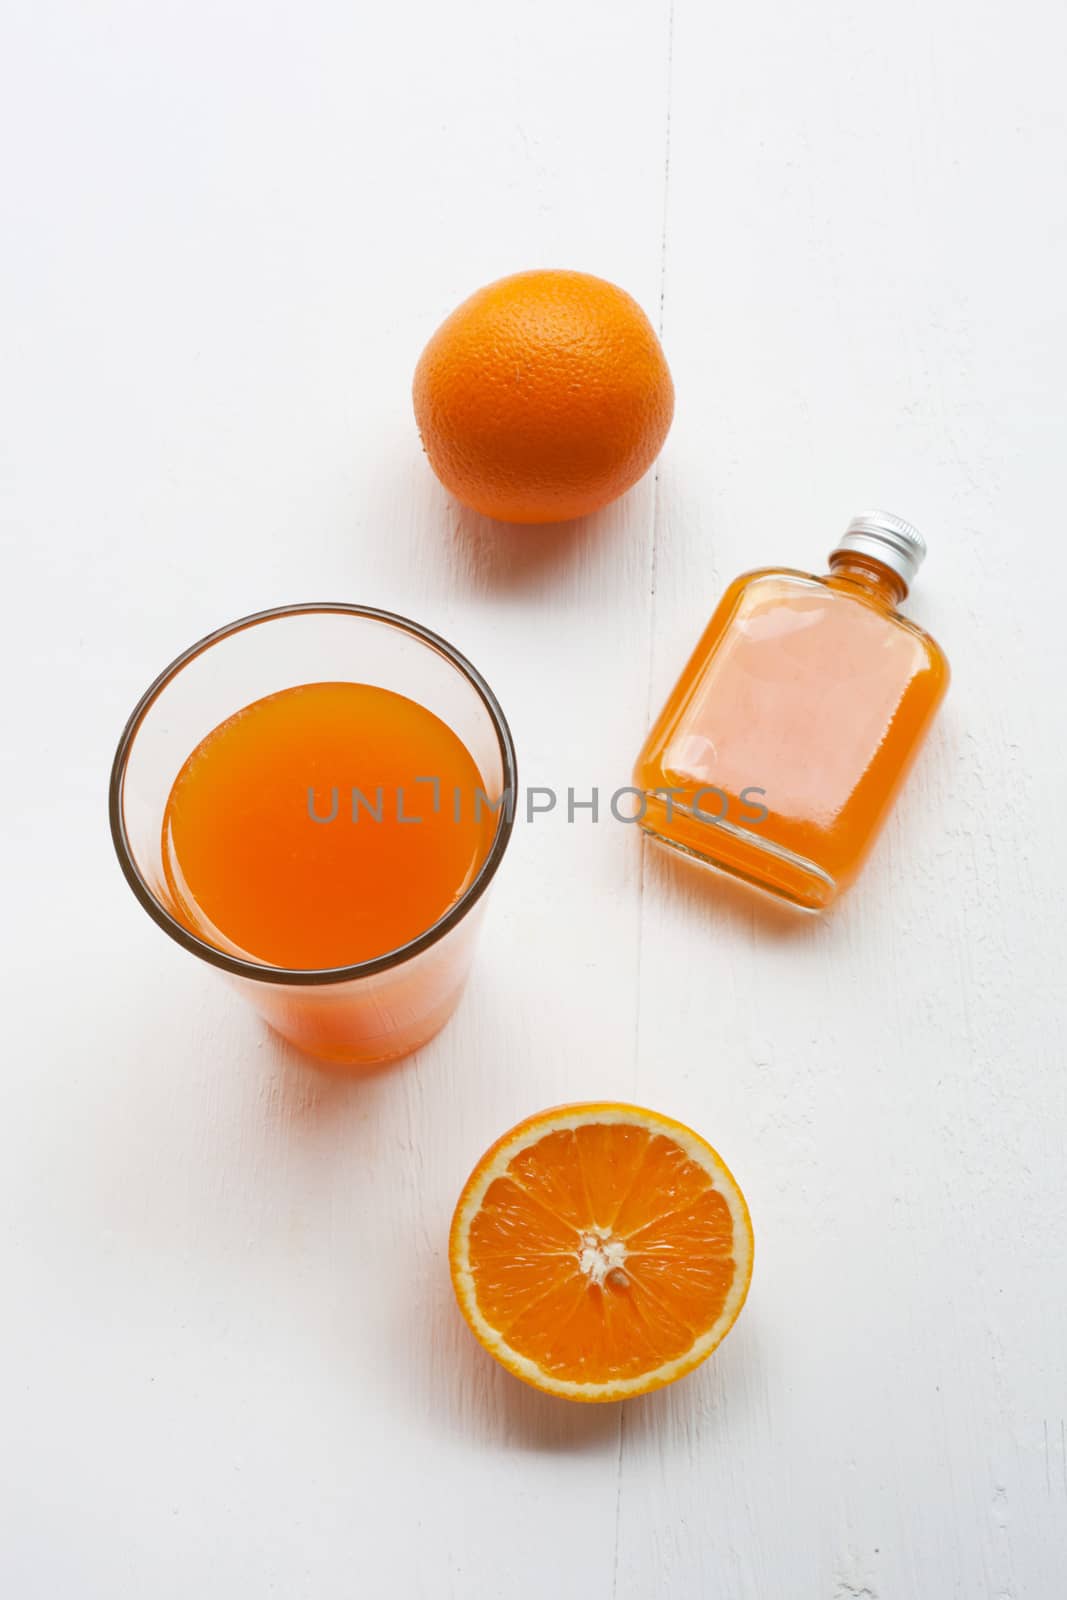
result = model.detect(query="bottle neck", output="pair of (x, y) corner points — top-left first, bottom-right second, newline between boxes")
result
(827, 551), (907, 607)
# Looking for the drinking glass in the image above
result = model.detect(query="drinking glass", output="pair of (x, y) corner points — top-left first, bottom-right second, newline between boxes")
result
(110, 603), (517, 1066)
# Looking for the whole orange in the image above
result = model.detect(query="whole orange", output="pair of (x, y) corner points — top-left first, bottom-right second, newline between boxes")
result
(412, 269), (674, 524)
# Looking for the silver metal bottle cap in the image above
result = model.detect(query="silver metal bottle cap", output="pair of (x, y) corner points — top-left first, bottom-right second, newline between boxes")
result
(830, 510), (927, 593)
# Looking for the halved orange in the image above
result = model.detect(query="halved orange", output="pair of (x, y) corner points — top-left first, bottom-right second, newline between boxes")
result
(449, 1103), (753, 1402)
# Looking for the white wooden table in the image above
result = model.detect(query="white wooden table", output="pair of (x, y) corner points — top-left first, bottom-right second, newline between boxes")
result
(3, 3), (1065, 1594)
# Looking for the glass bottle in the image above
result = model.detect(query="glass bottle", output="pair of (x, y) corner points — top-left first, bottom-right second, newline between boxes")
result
(632, 512), (949, 911)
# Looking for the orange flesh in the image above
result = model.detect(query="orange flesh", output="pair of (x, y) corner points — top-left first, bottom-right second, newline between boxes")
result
(634, 559), (949, 908)
(161, 682), (496, 969)
(467, 1123), (738, 1384)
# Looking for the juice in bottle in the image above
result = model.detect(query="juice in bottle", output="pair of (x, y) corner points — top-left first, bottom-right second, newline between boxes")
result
(161, 681), (499, 1058)
(633, 512), (949, 910)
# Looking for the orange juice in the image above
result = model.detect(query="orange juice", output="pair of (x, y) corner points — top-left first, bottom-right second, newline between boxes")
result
(634, 513), (949, 910)
(162, 681), (497, 969)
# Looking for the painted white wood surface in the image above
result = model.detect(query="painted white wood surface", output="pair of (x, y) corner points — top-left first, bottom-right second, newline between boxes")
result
(2, 2), (1065, 1594)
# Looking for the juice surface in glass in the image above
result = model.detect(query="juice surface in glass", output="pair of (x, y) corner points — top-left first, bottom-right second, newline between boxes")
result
(162, 681), (497, 970)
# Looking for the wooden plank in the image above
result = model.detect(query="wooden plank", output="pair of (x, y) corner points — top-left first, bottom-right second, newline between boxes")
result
(619, 1), (1067, 1595)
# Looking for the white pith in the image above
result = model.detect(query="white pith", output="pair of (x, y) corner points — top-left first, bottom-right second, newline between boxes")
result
(451, 1104), (754, 1402)
(578, 1227), (628, 1287)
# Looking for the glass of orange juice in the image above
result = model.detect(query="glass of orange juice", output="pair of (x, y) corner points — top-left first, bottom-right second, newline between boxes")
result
(110, 604), (517, 1067)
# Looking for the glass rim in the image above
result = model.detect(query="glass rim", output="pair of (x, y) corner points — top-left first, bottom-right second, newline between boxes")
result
(108, 601), (519, 987)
